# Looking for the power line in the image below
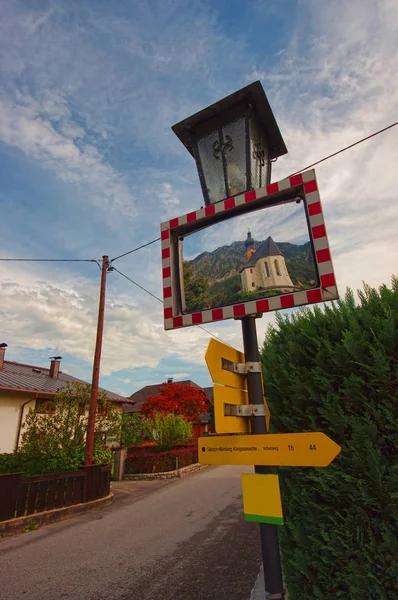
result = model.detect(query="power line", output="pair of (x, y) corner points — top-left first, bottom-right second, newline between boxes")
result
(110, 237), (161, 263)
(111, 266), (233, 346)
(289, 120), (398, 176)
(111, 266), (163, 304)
(0, 258), (98, 263)
(110, 120), (398, 265)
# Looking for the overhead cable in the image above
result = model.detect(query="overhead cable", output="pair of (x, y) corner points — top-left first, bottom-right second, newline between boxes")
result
(289, 120), (398, 176)
(111, 266), (233, 346)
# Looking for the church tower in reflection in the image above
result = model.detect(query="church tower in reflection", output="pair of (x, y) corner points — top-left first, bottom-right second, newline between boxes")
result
(241, 233), (294, 293)
(244, 230), (256, 263)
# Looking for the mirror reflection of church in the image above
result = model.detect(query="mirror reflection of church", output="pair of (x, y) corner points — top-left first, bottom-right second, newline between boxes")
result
(240, 231), (295, 293)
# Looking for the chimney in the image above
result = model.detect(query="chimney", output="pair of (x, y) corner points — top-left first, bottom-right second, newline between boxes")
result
(167, 377), (173, 384)
(49, 356), (62, 380)
(0, 343), (7, 370)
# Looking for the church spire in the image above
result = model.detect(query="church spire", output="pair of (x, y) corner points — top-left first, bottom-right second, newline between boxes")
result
(245, 229), (255, 249)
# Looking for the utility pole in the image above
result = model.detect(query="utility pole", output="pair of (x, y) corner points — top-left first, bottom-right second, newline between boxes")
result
(241, 316), (285, 600)
(85, 255), (109, 466)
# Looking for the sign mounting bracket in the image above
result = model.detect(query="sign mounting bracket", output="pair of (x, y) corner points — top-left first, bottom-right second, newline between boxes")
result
(221, 358), (261, 374)
(224, 403), (266, 417)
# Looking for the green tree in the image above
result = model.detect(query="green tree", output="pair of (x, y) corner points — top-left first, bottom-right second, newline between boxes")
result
(19, 383), (121, 475)
(183, 260), (210, 312)
(149, 412), (193, 451)
(260, 279), (398, 600)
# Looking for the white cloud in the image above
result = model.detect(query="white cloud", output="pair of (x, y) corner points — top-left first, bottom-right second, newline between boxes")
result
(0, 259), (215, 377)
(0, 92), (136, 219)
(252, 0), (398, 296)
(0, 0), (397, 387)
(158, 182), (181, 220)
(170, 373), (190, 380)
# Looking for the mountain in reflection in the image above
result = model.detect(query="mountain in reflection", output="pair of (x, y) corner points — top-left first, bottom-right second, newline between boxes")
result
(188, 238), (315, 285)
(183, 236), (317, 313)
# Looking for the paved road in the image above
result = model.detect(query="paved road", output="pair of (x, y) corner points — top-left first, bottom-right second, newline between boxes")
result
(0, 466), (262, 600)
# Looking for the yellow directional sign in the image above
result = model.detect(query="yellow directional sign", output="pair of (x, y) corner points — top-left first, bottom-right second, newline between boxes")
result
(214, 385), (249, 434)
(205, 338), (247, 390)
(198, 432), (341, 467)
(242, 474), (283, 525)
(213, 384), (271, 434)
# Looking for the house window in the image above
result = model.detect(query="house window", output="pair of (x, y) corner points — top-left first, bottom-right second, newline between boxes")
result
(252, 282), (255, 287)
(264, 262), (270, 277)
(274, 260), (281, 276)
(250, 268), (253, 274)
(35, 399), (56, 414)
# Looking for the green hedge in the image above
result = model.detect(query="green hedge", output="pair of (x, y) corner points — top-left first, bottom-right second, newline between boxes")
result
(260, 279), (398, 600)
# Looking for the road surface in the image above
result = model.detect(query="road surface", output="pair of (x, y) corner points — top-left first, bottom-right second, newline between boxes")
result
(0, 465), (262, 600)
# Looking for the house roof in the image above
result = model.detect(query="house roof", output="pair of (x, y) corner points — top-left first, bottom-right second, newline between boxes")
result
(124, 380), (203, 413)
(242, 236), (282, 269)
(0, 361), (130, 405)
(203, 386), (214, 403)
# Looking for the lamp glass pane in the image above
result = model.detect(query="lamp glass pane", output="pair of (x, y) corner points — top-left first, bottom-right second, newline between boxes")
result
(223, 117), (247, 197)
(250, 116), (269, 188)
(197, 130), (227, 205)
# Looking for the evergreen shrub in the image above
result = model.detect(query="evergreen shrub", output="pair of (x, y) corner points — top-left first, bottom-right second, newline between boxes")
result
(260, 279), (398, 600)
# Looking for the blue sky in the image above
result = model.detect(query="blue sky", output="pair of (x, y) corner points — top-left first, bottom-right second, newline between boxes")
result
(1, 0), (397, 396)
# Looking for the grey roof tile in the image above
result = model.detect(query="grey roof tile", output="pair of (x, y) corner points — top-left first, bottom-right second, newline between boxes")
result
(242, 236), (283, 268)
(0, 361), (130, 404)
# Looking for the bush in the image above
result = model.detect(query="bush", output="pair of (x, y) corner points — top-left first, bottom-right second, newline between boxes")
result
(119, 413), (152, 447)
(149, 412), (193, 450)
(0, 453), (26, 474)
(125, 445), (198, 474)
(11, 383), (120, 476)
(260, 279), (398, 600)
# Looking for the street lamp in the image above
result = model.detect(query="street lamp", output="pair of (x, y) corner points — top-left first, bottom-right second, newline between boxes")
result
(172, 81), (288, 206)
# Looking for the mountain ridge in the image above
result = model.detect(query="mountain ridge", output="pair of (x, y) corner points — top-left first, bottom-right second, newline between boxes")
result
(187, 238), (316, 286)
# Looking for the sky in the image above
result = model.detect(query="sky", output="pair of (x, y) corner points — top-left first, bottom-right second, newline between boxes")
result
(0, 0), (397, 397)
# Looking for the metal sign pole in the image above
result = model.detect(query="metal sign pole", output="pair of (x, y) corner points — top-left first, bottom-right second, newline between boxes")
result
(241, 316), (285, 600)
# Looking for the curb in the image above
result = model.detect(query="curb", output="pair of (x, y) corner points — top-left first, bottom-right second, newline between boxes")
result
(0, 493), (114, 537)
(250, 567), (265, 600)
(250, 568), (289, 600)
(123, 462), (209, 480)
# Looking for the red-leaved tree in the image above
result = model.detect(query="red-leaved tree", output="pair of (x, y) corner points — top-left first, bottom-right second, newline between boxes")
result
(141, 383), (209, 421)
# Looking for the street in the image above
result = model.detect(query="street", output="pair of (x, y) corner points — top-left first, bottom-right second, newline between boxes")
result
(0, 466), (262, 600)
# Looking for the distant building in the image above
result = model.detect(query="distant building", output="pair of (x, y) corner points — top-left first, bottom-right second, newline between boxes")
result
(0, 346), (130, 454)
(240, 235), (295, 293)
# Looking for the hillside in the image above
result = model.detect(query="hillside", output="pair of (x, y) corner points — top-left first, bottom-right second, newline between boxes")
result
(188, 239), (316, 286)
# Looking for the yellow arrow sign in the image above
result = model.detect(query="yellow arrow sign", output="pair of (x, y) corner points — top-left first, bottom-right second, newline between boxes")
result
(198, 432), (341, 467)
(205, 338), (247, 390)
(214, 385), (249, 434)
(213, 385), (271, 434)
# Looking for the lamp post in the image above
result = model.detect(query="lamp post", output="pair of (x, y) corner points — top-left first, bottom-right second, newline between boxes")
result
(172, 81), (287, 599)
(172, 80), (287, 206)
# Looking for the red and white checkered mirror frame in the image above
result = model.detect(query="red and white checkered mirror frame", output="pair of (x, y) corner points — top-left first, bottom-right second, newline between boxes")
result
(161, 168), (338, 331)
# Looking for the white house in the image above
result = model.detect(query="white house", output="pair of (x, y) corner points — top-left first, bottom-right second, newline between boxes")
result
(0, 345), (130, 454)
(240, 235), (295, 293)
